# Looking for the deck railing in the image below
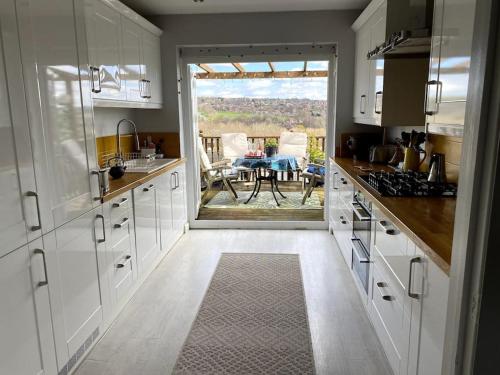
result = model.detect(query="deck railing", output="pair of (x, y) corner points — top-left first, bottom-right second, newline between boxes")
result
(201, 135), (326, 163)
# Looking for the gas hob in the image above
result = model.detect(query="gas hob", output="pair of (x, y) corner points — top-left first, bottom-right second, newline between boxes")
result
(358, 171), (457, 197)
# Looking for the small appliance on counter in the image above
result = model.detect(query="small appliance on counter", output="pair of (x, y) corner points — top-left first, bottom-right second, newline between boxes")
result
(428, 153), (446, 183)
(345, 134), (380, 161)
(107, 156), (127, 179)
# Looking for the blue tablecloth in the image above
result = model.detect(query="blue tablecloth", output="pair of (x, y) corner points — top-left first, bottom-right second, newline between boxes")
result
(233, 155), (299, 172)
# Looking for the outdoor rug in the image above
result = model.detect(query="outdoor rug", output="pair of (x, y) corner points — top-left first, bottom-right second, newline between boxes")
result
(204, 191), (322, 210)
(172, 253), (316, 375)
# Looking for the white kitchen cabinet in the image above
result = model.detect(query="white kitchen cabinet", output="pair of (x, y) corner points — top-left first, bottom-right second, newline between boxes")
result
(141, 30), (163, 104)
(408, 246), (449, 375)
(83, 0), (163, 108)
(353, 26), (371, 123)
(158, 172), (176, 252)
(0, 0), (41, 256)
(425, 0), (477, 136)
(84, 0), (126, 101)
(352, 0), (387, 125)
(0, 239), (57, 375)
(171, 164), (188, 237)
(99, 191), (137, 326)
(43, 207), (106, 372)
(133, 180), (160, 275)
(16, 0), (101, 232)
(329, 165), (353, 267)
(121, 16), (144, 102)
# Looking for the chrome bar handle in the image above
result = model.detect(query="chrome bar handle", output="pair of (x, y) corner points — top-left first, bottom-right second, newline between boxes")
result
(114, 218), (129, 229)
(116, 254), (132, 269)
(408, 257), (422, 299)
(26, 191), (42, 231)
(175, 172), (179, 188)
(360, 94), (366, 114)
(96, 214), (106, 243)
(140, 79), (148, 98)
(424, 80), (438, 115)
(90, 66), (101, 93)
(145, 80), (152, 99)
(171, 173), (176, 190)
(91, 170), (102, 201)
(143, 184), (155, 192)
(375, 91), (383, 114)
(112, 197), (128, 208)
(34, 249), (48, 286)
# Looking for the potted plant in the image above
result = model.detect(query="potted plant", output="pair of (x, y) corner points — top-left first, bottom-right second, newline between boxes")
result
(264, 138), (278, 157)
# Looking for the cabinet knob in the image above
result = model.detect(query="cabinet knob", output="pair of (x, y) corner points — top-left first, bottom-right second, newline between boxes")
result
(376, 281), (386, 288)
(116, 263), (125, 269)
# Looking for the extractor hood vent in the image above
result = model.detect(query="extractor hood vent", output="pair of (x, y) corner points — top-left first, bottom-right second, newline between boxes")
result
(367, 29), (431, 60)
(368, 0), (434, 59)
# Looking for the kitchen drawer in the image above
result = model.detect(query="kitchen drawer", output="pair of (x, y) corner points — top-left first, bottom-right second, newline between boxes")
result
(331, 209), (353, 267)
(109, 193), (132, 221)
(113, 251), (133, 302)
(110, 215), (132, 247)
(338, 174), (353, 207)
(370, 262), (410, 375)
(373, 208), (413, 289)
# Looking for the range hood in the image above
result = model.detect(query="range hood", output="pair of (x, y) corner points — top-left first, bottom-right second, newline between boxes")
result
(368, 0), (433, 59)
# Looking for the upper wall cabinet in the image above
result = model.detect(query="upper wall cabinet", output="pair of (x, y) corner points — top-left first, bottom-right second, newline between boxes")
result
(85, 0), (126, 101)
(352, 0), (430, 127)
(425, 0), (477, 137)
(84, 0), (163, 109)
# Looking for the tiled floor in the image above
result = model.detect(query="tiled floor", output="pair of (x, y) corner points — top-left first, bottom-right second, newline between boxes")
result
(74, 229), (392, 375)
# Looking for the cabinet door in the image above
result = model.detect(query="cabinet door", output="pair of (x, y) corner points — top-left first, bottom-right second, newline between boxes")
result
(44, 208), (105, 370)
(172, 165), (188, 235)
(17, 0), (101, 232)
(133, 180), (160, 274)
(158, 173), (175, 252)
(141, 30), (162, 104)
(0, 0), (40, 256)
(84, 0), (125, 101)
(0, 240), (57, 375)
(121, 16), (144, 102)
(428, 0), (476, 134)
(353, 26), (371, 122)
(368, 3), (386, 124)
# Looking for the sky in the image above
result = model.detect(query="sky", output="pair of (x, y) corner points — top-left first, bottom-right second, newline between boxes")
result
(191, 61), (329, 100)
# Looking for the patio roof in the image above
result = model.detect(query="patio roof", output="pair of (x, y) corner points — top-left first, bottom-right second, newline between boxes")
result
(194, 61), (329, 79)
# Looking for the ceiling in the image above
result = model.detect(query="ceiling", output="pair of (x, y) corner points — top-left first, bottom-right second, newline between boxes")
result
(120, 0), (370, 16)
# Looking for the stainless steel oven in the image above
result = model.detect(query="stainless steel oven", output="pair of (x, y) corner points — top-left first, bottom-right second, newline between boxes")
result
(351, 189), (372, 294)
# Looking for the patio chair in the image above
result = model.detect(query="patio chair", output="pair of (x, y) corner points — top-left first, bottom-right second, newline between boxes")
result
(279, 131), (308, 180)
(221, 133), (249, 163)
(198, 137), (239, 206)
(301, 161), (325, 204)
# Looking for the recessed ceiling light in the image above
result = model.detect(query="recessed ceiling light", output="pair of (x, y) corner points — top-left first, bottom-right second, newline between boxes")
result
(193, 0), (204, 2)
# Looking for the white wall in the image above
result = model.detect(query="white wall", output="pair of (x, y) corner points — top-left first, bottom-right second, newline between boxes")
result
(132, 10), (361, 147)
(93, 107), (135, 137)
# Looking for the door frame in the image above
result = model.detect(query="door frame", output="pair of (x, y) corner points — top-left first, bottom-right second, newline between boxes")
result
(442, 0), (500, 373)
(177, 43), (337, 229)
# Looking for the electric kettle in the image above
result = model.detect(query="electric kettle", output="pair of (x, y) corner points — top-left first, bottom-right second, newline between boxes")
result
(428, 153), (446, 183)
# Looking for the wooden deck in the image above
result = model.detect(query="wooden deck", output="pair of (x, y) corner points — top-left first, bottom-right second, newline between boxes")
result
(197, 181), (324, 221)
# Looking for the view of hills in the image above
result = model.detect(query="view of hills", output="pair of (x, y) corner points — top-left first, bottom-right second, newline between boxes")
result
(197, 97), (327, 137)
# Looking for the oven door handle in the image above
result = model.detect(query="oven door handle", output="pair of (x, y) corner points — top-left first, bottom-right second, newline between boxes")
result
(351, 202), (371, 221)
(351, 238), (370, 263)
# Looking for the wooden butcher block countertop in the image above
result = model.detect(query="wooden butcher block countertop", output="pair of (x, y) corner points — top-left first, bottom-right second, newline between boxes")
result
(102, 158), (186, 203)
(332, 157), (456, 275)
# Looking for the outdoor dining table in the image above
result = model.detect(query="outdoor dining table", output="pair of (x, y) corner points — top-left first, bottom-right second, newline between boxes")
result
(232, 155), (299, 206)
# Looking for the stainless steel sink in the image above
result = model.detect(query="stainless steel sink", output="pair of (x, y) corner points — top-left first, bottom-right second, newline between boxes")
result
(124, 158), (176, 174)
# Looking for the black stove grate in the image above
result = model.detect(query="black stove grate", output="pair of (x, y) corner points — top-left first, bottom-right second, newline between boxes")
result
(359, 171), (457, 197)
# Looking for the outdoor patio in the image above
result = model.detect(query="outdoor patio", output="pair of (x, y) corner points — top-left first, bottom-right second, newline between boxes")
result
(198, 134), (326, 221)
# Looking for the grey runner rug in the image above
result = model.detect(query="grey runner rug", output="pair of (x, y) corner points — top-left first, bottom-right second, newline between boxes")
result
(173, 253), (316, 375)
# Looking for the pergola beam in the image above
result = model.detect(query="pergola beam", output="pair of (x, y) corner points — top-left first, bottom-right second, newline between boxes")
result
(197, 64), (214, 73)
(232, 63), (245, 72)
(195, 70), (328, 79)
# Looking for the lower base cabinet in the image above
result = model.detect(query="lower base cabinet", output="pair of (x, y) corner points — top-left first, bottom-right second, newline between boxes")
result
(0, 239), (57, 375)
(133, 180), (160, 276)
(44, 206), (106, 373)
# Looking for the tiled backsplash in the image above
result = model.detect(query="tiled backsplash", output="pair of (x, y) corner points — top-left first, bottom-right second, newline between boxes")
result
(96, 132), (181, 167)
